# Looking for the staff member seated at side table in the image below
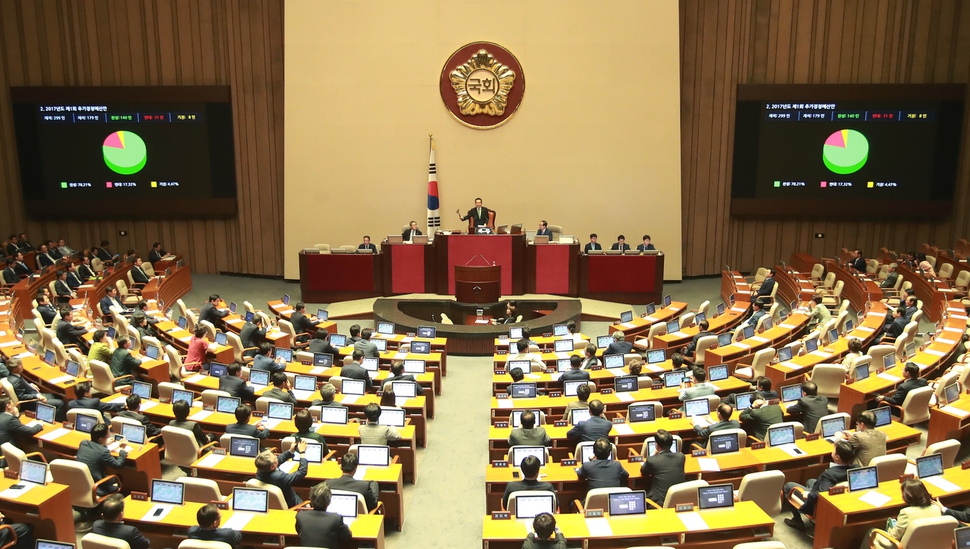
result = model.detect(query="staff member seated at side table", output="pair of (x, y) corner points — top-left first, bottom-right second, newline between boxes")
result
(636, 235), (656, 252)
(584, 233), (601, 253)
(610, 235), (630, 251)
(357, 236), (377, 252)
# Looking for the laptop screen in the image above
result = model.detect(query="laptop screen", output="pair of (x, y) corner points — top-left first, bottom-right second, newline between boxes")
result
(906, 342), (916, 358)
(570, 408), (592, 425)
(249, 369), (270, 387)
(552, 324), (569, 336)
(508, 360), (531, 373)
(646, 349), (666, 364)
(391, 381), (417, 398)
(735, 392), (756, 411)
(664, 295), (672, 307)
(708, 365), (729, 382)
(342, 379), (365, 395)
(873, 406), (892, 427)
(417, 326), (436, 338)
(36, 541), (76, 549)
(696, 312), (706, 323)
(403, 359), (426, 373)
(35, 403), (56, 424)
(330, 334), (347, 347)
(698, 484), (735, 510)
(378, 407), (407, 427)
(327, 493), (359, 519)
(209, 363), (228, 378)
(151, 479), (184, 505)
(956, 527), (970, 549)
(620, 311), (634, 323)
(762, 318), (774, 331)
(20, 460), (47, 485)
(944, 383), (961, 406)
(318, 406), (349, 425)
(268, 402), (294, 420)
(377, 322), (395, 335)
(372, 339), (387, 352)
(603, 354), (624, 369)
(43, 350), (55, 365)
(646, 437), (680, 457)
(229, 437), (260, 458)
(646, 303), (656, 315)
(510, 383), (537, 399)
(294, 375), (317, 392)
(411, 341), (431, 354)
(742, 326), (755, 339)
(717, 333), (733, 346)
(122, 423), (146, 445)
(509, 327), (523, 340)
(357, 445), (391, 466)
(767, 425), (796, 447)
(514, 494), (555, 519)
(664, 371), (685, 388)
(232, 488), (269, 513)
(781, 384), (802, 403)
(244, 311), (255, 323)
(608, 491), (646, 516)
(844, 320), (854, 332)
(217, 396), (241, 414)
(854, 364), (870, 381)
(848, 466), (879, 492)
(282, 294), (290, 305)
(509, 410), (541, 428)
(361, 357), (379, 372)
(777, 346), (793, 362)
(821, 417), (847, 438)
(229, 302), (237, 313)
(215, 332), (228, 346)
(580, 444), (610, 463)
(596, 335), (613, 348)
(916, 453), (945, 479)
(66, 360), (80, 377)
(666, 320), (680, 334)
(684, 398), (710, 417)
(177, 317), (187, 330)
(710, 433), (739, 455)
(317, 309), (329, 321)
(804, 338), (818, 353)
(145, 345), (160, 360)
(554, 339), (574, 352)
(563, 381), (584, 397)
(716, 303), (726, 316)
(274, 348), (293, 363)
(75, 414), (98, 433)
(883, 354), (895, 369)
(557, 358), (571, 372)
(313, 353), (334, 367)
(628, 403), (656, 423)
(827, 328), (839, 343)
(614, 376), (637, 393)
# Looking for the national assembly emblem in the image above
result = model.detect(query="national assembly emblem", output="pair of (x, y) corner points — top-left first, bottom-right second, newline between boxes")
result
(440, 42), (525, 129)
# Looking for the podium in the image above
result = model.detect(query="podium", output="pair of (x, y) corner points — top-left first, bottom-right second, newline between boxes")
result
(454, 265), (501, 303)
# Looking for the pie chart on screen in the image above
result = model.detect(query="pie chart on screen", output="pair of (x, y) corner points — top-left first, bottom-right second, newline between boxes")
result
(822, 129), (868, 175)
(103, 131), (147, 175)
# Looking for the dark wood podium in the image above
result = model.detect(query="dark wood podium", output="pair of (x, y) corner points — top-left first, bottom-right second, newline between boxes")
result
(454, 265), (501, 303)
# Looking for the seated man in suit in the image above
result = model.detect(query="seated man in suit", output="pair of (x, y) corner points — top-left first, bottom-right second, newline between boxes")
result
(456, 197), (491, 229)
(694, 403), (740, 443)
(566, 399), (612, 443)
(52, 270), (74, 302)
(290, 302), (319, 339)
(264, 372), (299, 404)
(900, 296), (919, 324)
(584, 233), (602, 253)
(68, 381), (125, 422)
(169, 399), (216, 446)
(560, 355), (591, 386)
(100, 286), (126, 317)
(723, 375), (777, 407)
(76, 254), (95, 281)
(34, 244), (55, 270)
(604, 331), (633, 356)
(340, 349), (372, 389)
(226, 404), (269, 441)
(6, 358), (64, 420)
(117, 394), (162, 440)
(188, 504), (243, 549)
(110, 336), (141, 383)
(683, 320), (713, 358)
(756, 268), (776, 298)
(871, 362), (927, 415)
(503, 455), (556, 510)
(641, 429), (685, 506)
(402, 221), (423, 241)
(1, 259), (18, 284)
(783, 440), (856, 530)
(55, 238), (74, 258)
(579, 343), (600, 369)
(739, 396), (784, 441)
(252, 342), (285, 373)
(359, 403), (402, 446)
(0, 396), (43, 461)
(880, 263), (900, 289)
(786, 381), (829, 432)
(65, 263), (83, 290)
(354, 328), (380, 358)
(296, 482), (352, 549)
(327, 451), (380, 511)
(610, 235), (631, 251)
(199, 294), (229, 326)
(535, 220), (553, 238)
(255, 439), (309, 508)
(95, 240), (114, 263)
(308, 328), (340, 356)
(77, 424), (127, 496)
(93, 494), (150, 549)
(130, 257), (151, 285)
(45, 240), (62, 260)
(310, 382), (341, 408)
(240, 315), (267, 356)
(11, 252), (31, 277)
(509, 410), (552, 447)
(741, 299), (766, 330)
(56, 309), (89, 351)
(678, 367), (716, 402)
(508, 338), (544, 373)
(348, 324), (362, 344)
(566, 383), (591, 414)
(4, 235), (18, 257)
(357, 236), (378, 252)
(219, 363), (256, 404)
(148, 242), (166, 264)
(35, 293), (57, 326)
(843, 410), (887, 466)
(0, 513), (32, 549)
(576, 437), (629, 490)
(293, 409), (328, 449)
(636, 235), (656, 252)
(849, 249), (866, 272)
(16, 234), (33, 252)
(880, 307), (907, 342)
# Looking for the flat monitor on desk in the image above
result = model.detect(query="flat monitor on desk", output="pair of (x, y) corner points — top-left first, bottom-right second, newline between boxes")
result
(313, 353), (334, 367)
(378, 407), (407, 428)
(151, 479), (185, 505)
(646, 436), (679, 456)
(646, 303), (657, 315)
(391, 381), (418, 399)
(507, 360), (531, 374)
(766, 424), (796, 447)
(916, 453), (945, 479)
(608, 491), (647, 516)
(956, 527), (970, 549)
(708, 365), (729, 382)
(717, 333), (733, 346)
(777, 346), (793, 362)
(357, 445), (391, 467)
(697, 484), (735, 510)
(664, 371), (685, 388)
(20, 460), (47, 485)
(735, 392), (756, 411)
(34, 402), (56, 424)
(943, 383), (961, 407)
(318, 406), (349, 425)
(342, 379), (365, 396)
(373, 338), (387, 352)
(509, 327), (524, 340)
(377, 322), (395, 335)
(596, 335), (613, 348)
(327, 493), (359, 525)
(579, 444), (609, 464)
(557, 358), (571, 372)
(603, 354), (624, 369)
(232, 488), (269, 513)
(742, 325), (755, 339)
(628, 403), (656, 423)
(411, 341), (431, 355)
(821, 416), (847, 441)
(716, 303), (726, 316)
(554, 339), (574, 352)
(552, 324), (569, 336)
(666, 320), (681, 334)
(122, 423), (146, 445)
(514, 493), (555, 519)
(646, 349), (665, 364)
(229, 437), (260, 458)
(563, 381), (585, 397)
(361, 357), (379, 372)
(274, 347), (293, 363)
(684, 398), (710, 418)
(614, 376), (637, 393)
(403, 359), (426, 373)
(620, 311), (634, 323)
(570, 408), (591, 425)
(330, 334), (347, 347)
(267, 403), (294, 420)
(208, 363), (228, 378)
(509, 383), (537, 399)
(74, 414), (98, 434)
(710, 433), (739, 455)
(36, 541), (76, 549)
(217, 396), (241, 414)
(848, 466), (879, 492)
(249, 370), (270, 387)
(873, 406), (892, 427)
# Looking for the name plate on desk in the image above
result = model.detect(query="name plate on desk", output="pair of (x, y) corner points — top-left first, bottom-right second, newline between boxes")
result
(669, 411), (683, 419)
(548, 391), (562, 398)
(584, 509), (604, 518)
(130, 492), (148, 501)
(211, 501), (228, 510)
(545, 368), (556, 374)
(962, 461), (970, 470)
(497, 393), (509, 399)
(828, 486), (846, 495)
(494, 369), (506, 375)
(495, 422), (509, 429)
(691, 449), (707, 457)
(23, 411), (35, 419)
(212, 448), (227, 456)
(629, 455), (644, 463)
(675, 503), (695, 512)
(554, 420), (568, 427)
(899, 474), (915, 482)
(491, 511), (511, 520)
(661, 536), (680, 546)
(561, 459), (577, 466)
(120, 386), (132, 395)
(252, 411), (265, 418)
(601, 388), (614, 394)
(767, 399), (780, 405)
(203, 405), (215, 412)
(612, 417), (625, 424)
(3, 470), (17, 480)
(652, 380), (663, 389)
(591, 365), (603, 371)
(62, 421), (74, 430)
(751, 442), (767, 450)
(300, 360), (312, 365)
(492, 460), (509, 468)
(804, 433), (820, 442)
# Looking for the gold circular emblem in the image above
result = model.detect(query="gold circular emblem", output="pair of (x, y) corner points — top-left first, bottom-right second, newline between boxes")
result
(440, 42), (525, 130)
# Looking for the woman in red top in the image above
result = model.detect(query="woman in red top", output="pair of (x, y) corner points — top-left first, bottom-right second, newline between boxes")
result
(184, 326), (215, 371)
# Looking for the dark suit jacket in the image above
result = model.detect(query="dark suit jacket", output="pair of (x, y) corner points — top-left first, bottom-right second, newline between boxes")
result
(76, 440), (127, 494)
(886, 378), (928, 406)
(96, 247), (112, 262)
(239, 322), (266, 348)
(252, 354), (284, 372)
(256, 451), (308, 507)
(149, 249), (165, 264)
(739, 404), (784, 440)
(357, 243), (378, 252)
(110, 348), (141, 380)
(295, 509), (352, 549)
(800, 464), (851, 515)
(290, 312), (316, 335)
(502, 478), (555, 509)
(636, 243), (656, 251)
(903, 305), (918, 323)
(883, 317), (906, 339)
(117, 410), (161, 437)
(944, 507), (970, 523)
(36, 254), (54, 269)
(461, 207), (490, 227)
(604, 341), (633, 356)
(99, 296), (117, 317)
(2, 267), (17, 284)
(199, 302), (228, 325)
(6, 375), (40, 402)
(68, 398), (124, 422)
(693, 418), (740, 441)
(584, 243), (602, 253)
(850, 257), (866, 271)
(787, 395), (829, 432)
(188, 526), (242, 548)
(577, 459), (629, 490)
(66, 271), (83, 289)
(566, 416), (613, 442)
(402, 228), (423, 240)
(225, 422), (268, 440)
(13, 261), (31, 276)
(56, 319), (86, 347)
(4, 243), (18, 257)
(640, 450), (686, 505)
(308, 338), (339, 356)
(0, 411), (43, 447)
(37, 304), (57, 325)
(263, 387), (298, 405)
(219, 375), (256, 402)
(684, 331), (714, 356)
(756, 277), (775, 297)
(53, 280), (72, 297)
(340, 362), (372, 389)
(17, 241), (32, 252)
(610, 243), (631, 251)
(78, 264), (95, 280)
(130, 266), (150, 284)
(92, 520), (150, 549)
(328, 473), (380, 511)
(880, 272), (899, 289)
(536, 228), (552, 236)
(559, 368), (591, 385)
(385, 374), (424, 395)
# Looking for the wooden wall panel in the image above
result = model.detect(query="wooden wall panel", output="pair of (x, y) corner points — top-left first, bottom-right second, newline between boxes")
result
(681, 0), (970, 276)
(0, 0), (283, 276)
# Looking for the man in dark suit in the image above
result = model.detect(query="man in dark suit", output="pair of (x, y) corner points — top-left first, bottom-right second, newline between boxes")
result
(722, 375), (777, 408)
(295, 482), (352, 549)
(535, 220), (553, 238)
(65, 264), (83, 290)
(219, 363), (256, 404)
(610, 235), (631, 251)
(77, 424), (127, 496)
(34, 245), (55, 270)
(902, 296), (919, 323)
(308, 329), (339, 356)
(566, 400), (612, 443)
(783, 440), (856, 530)
(340, 350), (372, 389)
(92, 494), (150, 549)
(354, 328), (380, 358)
(402, 221), (422, 241)
(385, 361), (425, 396)
(199, 294), (229, 326)
(4, 235), (19, 257)
(1, 259), (18, 284)
(357, 236), (378, 252)
(636, 235), (656, 252)
(6, 358), (64, 420)
(0, 396), (43, 455)
(169, 400), (212, 446)
(264, 372), (299, 405)
(604, 331), (633, 356)
(786, 381), (829, 432)
(880, 264), (899, 289)
(741, 299), (767, 331)
(240, 315), (267, 356)
(100, 287), (125, 317)
(16, 234), (33, 252)
(290, 302), (318, 337)
(53, 270), (74, 302)
(148, 242), (166, 264)
(872, 362), (927, 414)
(226, 405), (269, 441)
(684, 320), (714, 358)
(255, 439), (309, 508)
(188, 504), (243, 549)
(693, 403), (740, 443)
(109, 337), (140, 381)
(756, 268), (776, 298)
(456, 197), (491, 229)
(739, 396), (784, 441)
(584, 233), (602, 253)
(46, 241), (62, 260)
(35, 294), (57, 326)
(95, 240), (114, 263)
(508, 411), (552, 447)
(67, 381), (124, 422)
(576, 437), (629, 490)
(880, 307), (907, 341)
(116, 394), (162, 439)
(12, 252), (31, 277)
(641, 429), (685, 506)
(252, 342), (284, 373)
(502, 455), (555, 509)
(327, 451), (380, 511)
(848, 249), (866, 272)
(130, 257), (150, 284)
(560, 355), (591, 386)
(77, 255), (95, 281)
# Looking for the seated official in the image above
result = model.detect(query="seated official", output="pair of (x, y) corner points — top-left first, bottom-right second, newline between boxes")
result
(783, 440), (856, 530)
(100, 286), (126, 317)
(604, 331), (633, 356)
(65, 263), (83, 289)
(565, 383), (591, 413)
(641, 429), (685, 506)
(357, 235), (378, 252)
(509, 410), (552, 447)
(576, 437), (629, 490)
(35, 293), (57, 326)
(185, 326), (217, 372)
(290, 302), (318, 339)
(402, 221), (422, 241)
(117, 394), (162, 439)
(535, 220), (553, 238)
(77, 254), (95, 280)
(636, 235), (656, 252)
(252, 342), (284, 373)
(684, 320), (713, 357)
(327, 451), (380, 511)
(45, 240), (62, 259)
(52, 270), (74, 302)
(6, 357), (65, 420)
(627, 359), (655, 384)
(741, 299), (766, 329)
(293, 409), (328, 449)
(296, 482), (352, 549)
(3, 235), (18, 257)
(694, 403), (740, 443)
(566, 399), (612, 443)
(756, 268), (776, 298)
(610, 235), (631, 251)
(348, 324), (362, 344)
(93, 494), (150, 549)
(340, 350), (372, 389)
(0, 396), (43, 462)
(148, 242), (166, 264)
(35, 244), (55, 269)
(219, 363), (256, 403)
(2, 258), (19, 284)
(170, 399), (215, 445)
(68, 381), (124, 422)
(56, 308), (89, 351)
(786, 381), (829, 432)
(880, 263), (899, 289)
(189, 504), (243, 549)
(77, 424), (126, 496)
(130, 314), (153, 340)
(308, 329), (340, 356)
(509, 338), (544, 372)
(12, 252), (32, 277)
(866, 480), (940, 549)
(109, 336), (141, 383)
(95, 240), (114, 263)
(456, 197), (491, 228)
(492, 301), (519, 325)
(240, 315), (267, 355)
(848, 249), (866, 272)
(560, 355), (591, 385)
(264, 372), (299, 404)
(385, 361), (425, 395)
(311, 382), (341, 408)
(88, 329), (113, 365)
(841, 338), (864, 368)
(580, 343), (599, 370)
(584, 233), (602, 253)
(354, 328), (380, 358)
(869, 362), (927, 415)
(880, 307), (907, 342)
(55, 238), (74, 257)
(523, 513), (567, 549)
(739, 396), (783, 441)
(0, 513), (32, 549)
(16, 234), (33, 252)
(843, 410), (887, 467)
(359, 403), (402, 446)
(678, 367), (715, 402)
(226, 404), (269, 440)
(255, 439), (309, 508)
(503, 455), (555, 510)
(130, 257), (150, 285)
(508, 367), (525, 383)
(199, 294), (229, 326)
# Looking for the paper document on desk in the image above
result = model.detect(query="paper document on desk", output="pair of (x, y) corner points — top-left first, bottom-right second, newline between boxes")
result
(859, 490), (892, 507)
(393, 352), (408, 360)
(605, 368), (625, 377)
(940, 406), (970, 418)
(0, 341), (19, 348)
(496, 399), (514, 409)
(620, 322), (637, 329)
(936, 338), (957, 345)
(810, 350), (830, 358)
(554, 352), (570, 360)
(185, 374), (206, 384)
(48, 375), (75, 385)
(196, 453), (225, 469)
(779, 444), (805, 457)
(944, 326), (963, 333)
(612, 423), (633, 435)
(678, 512), (709, 530)
(924, 349), (946, 357)
(261, 419), (282, 430)
(340, 396), (360, 405)
(139, 400), (159, 411)
(353, 466), (369, 480)
(615, 392), (635, 402)
(751, 336), (769, 343)
(671, 331), (689, 338)
(525, 374), (541, 380)
(189, 411), (214, 421)
(877, 373), (902, 383)
(646, 364), (664, 373)
(734, 342), (751, 350)
(310, 366), (327, 375)
(400, 337), (414, 343)
(222, 512), (255, 531)
(293, 390), (313, 401)
(0, 483), (36, 499)
(924, 475), (961, 493)
(584, 517), (613, 536)
(141, 504), (174, 522)
(643, 316), (658, 323)
(696, 458), (720, 472)
(39, 427), (71, 441)
(856, 326), (875, 333)
(280, 460), (301, 474)
(549, 373), (561, 382)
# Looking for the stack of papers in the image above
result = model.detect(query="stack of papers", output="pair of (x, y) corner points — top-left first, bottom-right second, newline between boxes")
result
(678, 512), (709, 530)
(196, 453), (225, 468)
(585, 517), (613, 536)
(353, 466), (369, 480)
(496, 399), (513, 409)
(877, 372), (902, 382)
(859, 490), (892, 507)
(39, 428), (71, 441)
(924, 476), (961, 492)
(620, 322), (637, 329)
(221, 512), (255, 530)
(696, 458), (720, 472)
(189, 411), (214, 421)
(615, 392), (636, 402)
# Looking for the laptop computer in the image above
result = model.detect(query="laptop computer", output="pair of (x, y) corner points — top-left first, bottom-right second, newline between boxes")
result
(313, 353), (334, 367)
(209, 363), (228, 378)
(151, 479), (184, 505)
(684, 398), (710, 418)
(318, 406), (349, 425)
(697, 484), (735, 509)
(872, 406), (892, 427)
(777, 346), (793, 362)
(854, 364), (870, 382)
(20, 460), (47, 485)
(942, 383), (961, 407)
(274, 347), (293, 363)
(766, 424), (797, 448)
(717, 333), (733, 346)
(820, 416), (847, 442)
(411, 341), (431, 354)
(780, 384), (802, 403)
(708, 365), (729, 382)
(646, 303), (656, 315)
(214, 332), (228, 346)
(614, 376), (637, 393)
(121, 423), (146, 445)
(735, 392), (756, 411)
(293, 375), (317, 393)
(646, 349), (666, 364)
(372, 339), (387, 352)
(229, 437), (260, 458)
(34, 402), (56, 424)
(552, 324), (569, 337)
(403, 359), (426, 373)
(390, 381), (417, 399)
(602, 354), (624, 369)
(709, 433), (739, 455)
(628, 403), (656, 423)
(563, 381), (585, 397)
(847, 466), (879, 492)
(36, 541), (76, 549)
(268, 402), (293, 420)
(327, 492), (360, 526)
(666, 320), (681, 334)
(664, 371), (685, 388)
(357, 445), (391, 467)
(249, 369), (270, 387)
(955, 526), (970, 549)
(596, 335), (613, 348)
(330, 334), (347, 347)
(216, 396), (241, 414)
(554, 339), (574, 352)
(377, 322), (395, 335)
(74, 414), (98, 434)
(232, 488), (269, 513)
(916, 453), (944, 479)
(510, 383), (537, 398)
(342, 379), (366, 395)
(619, 311), (634, 323)
(509, 327), (524, 340)
(514, 493), (555, 519)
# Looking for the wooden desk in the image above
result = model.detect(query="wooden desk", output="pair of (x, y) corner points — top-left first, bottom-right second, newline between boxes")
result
(578, 253), (665, 305)
(481, 501), (773, 549)
(705, 312), (810, 370)
(433, 233), (527, 297)
(898, 264), (950, 322)
(0, 477), (76, 543)
(381, 241), (436, 294)
(526, 243), (580, 296)
(140, 260), (191, 307)
(650, 303), (749, 354)
(490, 362), (673, 395)
(122, 497), (385, 548)
(299, 251), (385, 303)
(928, 390), (970, 444)
(266, 299), (338, 336)
(822, 259), (883, 313)
(189, 454), (406, 531)
(606, 301), (688, 339)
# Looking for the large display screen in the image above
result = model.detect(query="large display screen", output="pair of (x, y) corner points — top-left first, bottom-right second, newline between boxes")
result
(11, 86), (237, 217)
(731, 84), (964, 217)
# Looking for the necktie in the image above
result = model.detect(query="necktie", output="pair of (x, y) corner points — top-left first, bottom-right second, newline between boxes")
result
(477, 207), (481, 218)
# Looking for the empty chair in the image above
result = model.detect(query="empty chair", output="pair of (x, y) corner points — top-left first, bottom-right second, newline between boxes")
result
(201, 389), (231, 407)
(807, 364), (847, 399)
(226, 332), (255, 364)
(178, 541), (232, 549)
(88, 359), (133, 395)
(165, 344), (193, 379)
(736, 470), (786, 516)
(1, 442), (51, 483)
(161, 426), (216, 468)
(693, 336), (718, 366)
(870, 453), (908, 482)
(905, 439), (961, 476)
(246, 478), (300, 510)
(645, 323), (667, 349)
(81, 533), (131, 549)
(734, 348), (775, 381)
(938, 263), (954, 280)
(679, 312), (695, 330)
(809, 264), (825, 285)
(176, 477), (225, 503)
(691, 300), (711, 319)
